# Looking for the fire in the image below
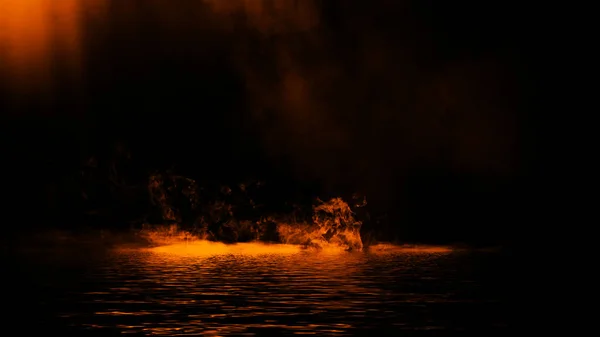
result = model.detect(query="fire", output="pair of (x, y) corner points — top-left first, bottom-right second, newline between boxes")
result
(132, 207), (455, 257)
(145, 172), (365, 251)
(133, 233), (452, 258)
(149, 241), (302, 256)
(277, 197), (364, 251)
(136, 195), (365, 256)
(138, 224), (203, 247)
(140, 172), (455, 256)
(136, 224), (299, 256)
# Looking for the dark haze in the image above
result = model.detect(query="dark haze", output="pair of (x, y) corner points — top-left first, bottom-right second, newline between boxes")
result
(1, 0), (534, 246)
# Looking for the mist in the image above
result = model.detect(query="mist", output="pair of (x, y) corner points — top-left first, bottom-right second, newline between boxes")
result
(202, 1), (524, 216)
(1, 0), (530, 245)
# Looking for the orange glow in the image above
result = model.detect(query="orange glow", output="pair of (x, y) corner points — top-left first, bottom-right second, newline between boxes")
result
(98, 244), (400, 335)
(276, 197), (364, 251)
(135, 222), (354, 257)
(368, 243), (453, 254)
(148, 241), (302, 256)
(143, 185), (365, 251)
(0, 0), (83, 93)
(133, 226), (453, 258)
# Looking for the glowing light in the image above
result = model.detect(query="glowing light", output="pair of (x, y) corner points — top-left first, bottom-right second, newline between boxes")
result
(276, 197), (364, 251)
(367, 244), (453, 254)
(0, 0), (84, 92)
(145, 177), (365, 251)
(148, 240), (302, 256)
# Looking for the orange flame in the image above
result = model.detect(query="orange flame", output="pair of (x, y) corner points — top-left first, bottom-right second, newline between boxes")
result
(148, 241), (302, 256)
(277, 198), (364, 251)
(139, 195), (365, 256)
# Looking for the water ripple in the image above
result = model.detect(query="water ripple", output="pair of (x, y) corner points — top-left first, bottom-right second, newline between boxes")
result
(12, 245), (508, 335)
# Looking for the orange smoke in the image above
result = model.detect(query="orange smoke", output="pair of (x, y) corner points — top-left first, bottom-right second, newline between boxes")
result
(204, 0), (319, 34)
(202, 1), (521, 186)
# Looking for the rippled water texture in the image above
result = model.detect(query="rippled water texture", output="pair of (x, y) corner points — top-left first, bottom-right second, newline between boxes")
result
(7, 244), (509, 336)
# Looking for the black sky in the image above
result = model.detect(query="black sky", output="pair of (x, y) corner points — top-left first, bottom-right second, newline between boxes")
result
(1, 0), (537, 245)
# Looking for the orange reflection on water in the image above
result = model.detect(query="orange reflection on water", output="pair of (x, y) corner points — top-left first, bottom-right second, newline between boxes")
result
(102, 244), (371, 335)
(73, 242), (464, 335)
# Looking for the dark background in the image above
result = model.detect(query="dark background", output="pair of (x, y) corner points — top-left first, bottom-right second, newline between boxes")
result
(1, 0), (539, 246)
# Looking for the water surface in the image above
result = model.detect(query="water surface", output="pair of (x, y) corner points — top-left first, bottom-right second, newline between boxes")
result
(7, 245), (510, 336)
